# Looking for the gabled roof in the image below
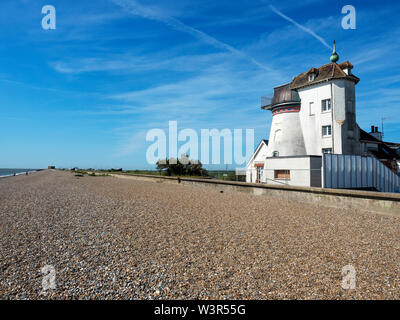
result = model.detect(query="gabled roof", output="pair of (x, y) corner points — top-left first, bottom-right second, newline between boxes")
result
(385, 142), (400, 148)
(360, 128), (381, 143)
(246, 139), (268, 168)
(360, 129), (400, 149)
(360, 129), (399, 160)
(291, 61), (360, 90)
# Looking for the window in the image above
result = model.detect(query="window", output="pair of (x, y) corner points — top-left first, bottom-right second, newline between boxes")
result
(322, 125), (332, 137)
(322, 99), (331, 112)
(274, 170), (290, 180)
(322, 148), (332, 154)
(308, 74), (315, 82)
(273, 129), (282, 143)
(272, 151), (279, 157)
(309, 102), (315, 116)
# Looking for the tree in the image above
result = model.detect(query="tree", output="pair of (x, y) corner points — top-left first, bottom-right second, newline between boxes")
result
(156, 156), (208, 177)
(156, 158), (170, 175)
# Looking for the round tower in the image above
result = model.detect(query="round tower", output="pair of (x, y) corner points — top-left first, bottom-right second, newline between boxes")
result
(262, 83), (306, 157)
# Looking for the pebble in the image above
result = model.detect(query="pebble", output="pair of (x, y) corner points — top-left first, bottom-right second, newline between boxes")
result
(0, 170), (399, 299)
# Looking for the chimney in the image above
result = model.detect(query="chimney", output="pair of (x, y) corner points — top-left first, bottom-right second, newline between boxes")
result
(370, 126), (382, 141)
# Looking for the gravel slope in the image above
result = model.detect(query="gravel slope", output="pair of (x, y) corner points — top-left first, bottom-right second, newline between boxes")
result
(0, 170), (399, 299)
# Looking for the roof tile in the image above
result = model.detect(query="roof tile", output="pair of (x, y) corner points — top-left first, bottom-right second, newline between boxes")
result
(291, 62), (359, 90)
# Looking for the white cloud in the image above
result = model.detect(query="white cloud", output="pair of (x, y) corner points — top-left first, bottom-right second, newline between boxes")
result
(116, 130), (148, 156)
(50, 52), (231, 74)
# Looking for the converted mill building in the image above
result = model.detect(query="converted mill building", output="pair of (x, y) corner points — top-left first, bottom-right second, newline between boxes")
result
(246, 42), (400, 192)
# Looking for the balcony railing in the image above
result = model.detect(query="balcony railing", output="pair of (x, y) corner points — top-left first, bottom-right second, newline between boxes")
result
(261, 95), (273, 108)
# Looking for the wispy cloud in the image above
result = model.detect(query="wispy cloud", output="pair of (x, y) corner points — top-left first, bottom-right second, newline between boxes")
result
(50, 52), (230, 74)
(270, 5), (332, 50)
(116, 130), (148, 156)
(104, 62), (274, 131)
(109, 0), (276, 73)
(50, 57), (147, 74)
(0, 76), (98, 97)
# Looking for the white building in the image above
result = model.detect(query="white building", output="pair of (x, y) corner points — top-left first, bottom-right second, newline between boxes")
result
(247, 42), (399, 188)
(246, 139), (268, 183)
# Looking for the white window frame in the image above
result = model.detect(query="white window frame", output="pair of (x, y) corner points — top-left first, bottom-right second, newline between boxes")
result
(321, 99), (332, 112)
(322, 125), (332, 137)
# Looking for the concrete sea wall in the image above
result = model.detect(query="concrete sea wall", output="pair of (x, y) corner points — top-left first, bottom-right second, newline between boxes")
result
(109, 173), (400, 216)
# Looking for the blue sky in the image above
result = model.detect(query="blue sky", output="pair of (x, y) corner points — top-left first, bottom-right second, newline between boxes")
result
(0, 0), (399, 169)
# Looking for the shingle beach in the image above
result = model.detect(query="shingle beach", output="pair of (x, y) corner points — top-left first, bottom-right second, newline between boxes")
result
(0, 170), (399, 299)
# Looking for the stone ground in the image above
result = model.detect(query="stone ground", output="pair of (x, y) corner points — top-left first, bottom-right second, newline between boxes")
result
(0, 170), (399, 300)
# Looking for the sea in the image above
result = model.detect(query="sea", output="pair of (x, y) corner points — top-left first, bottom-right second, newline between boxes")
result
(0, 169), (38, 178)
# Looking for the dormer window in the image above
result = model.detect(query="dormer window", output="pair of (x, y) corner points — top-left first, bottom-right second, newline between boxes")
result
(307, 68), (318, 82)
(338, 61), (354, 75)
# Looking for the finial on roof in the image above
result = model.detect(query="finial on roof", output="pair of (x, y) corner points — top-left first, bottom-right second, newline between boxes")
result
(330, 40), (339, 63)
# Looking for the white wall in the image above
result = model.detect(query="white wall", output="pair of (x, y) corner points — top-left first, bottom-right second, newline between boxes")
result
(263, 156), (322, 187)
(246, 142), (268, 183)
(297, 79), (361, 156)
(333, 80), (361, 155)
(267, 111), (306, 157)
(298, 82), (333, 155)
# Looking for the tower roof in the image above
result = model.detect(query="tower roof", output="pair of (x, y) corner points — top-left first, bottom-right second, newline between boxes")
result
(262, 83), (300, 110)
(291, 41), (359, 89)
(291, 61), (359, 90)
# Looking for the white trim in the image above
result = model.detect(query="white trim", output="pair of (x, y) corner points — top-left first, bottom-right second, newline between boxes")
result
(246, 140), (268, 168)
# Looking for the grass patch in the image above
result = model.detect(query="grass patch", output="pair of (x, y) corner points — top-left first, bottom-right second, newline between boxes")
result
(88, 173), (109, 177)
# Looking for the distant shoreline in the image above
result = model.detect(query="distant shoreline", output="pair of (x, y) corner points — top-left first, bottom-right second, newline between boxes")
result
(0, 169), (40, 179)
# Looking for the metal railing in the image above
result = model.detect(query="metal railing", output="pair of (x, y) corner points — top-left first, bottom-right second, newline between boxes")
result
(261, 95), (273, 108)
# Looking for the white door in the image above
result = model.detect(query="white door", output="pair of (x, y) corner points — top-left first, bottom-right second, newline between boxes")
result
(256, 166), (263, 183)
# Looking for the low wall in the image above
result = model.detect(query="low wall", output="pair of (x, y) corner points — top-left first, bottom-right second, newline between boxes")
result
(109, 173), (400, 216)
